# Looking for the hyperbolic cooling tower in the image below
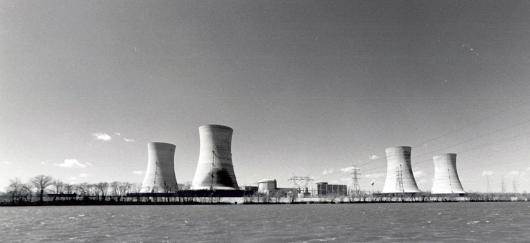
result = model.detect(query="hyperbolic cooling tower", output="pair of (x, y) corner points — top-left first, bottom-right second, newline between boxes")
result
(382, 146), (421, 193)
(140, 142), (178, 193)
(191, 124), (239, 190)
(431, 153), (465, 194)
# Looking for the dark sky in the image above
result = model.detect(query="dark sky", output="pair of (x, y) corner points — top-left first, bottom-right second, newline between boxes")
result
(1, 0), (530, 192)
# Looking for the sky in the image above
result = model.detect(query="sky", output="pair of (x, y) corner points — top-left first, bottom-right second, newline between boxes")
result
(1, 0), (530, 192)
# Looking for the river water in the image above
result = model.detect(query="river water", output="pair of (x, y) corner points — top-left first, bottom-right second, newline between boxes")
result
(1, 202), (529, 242)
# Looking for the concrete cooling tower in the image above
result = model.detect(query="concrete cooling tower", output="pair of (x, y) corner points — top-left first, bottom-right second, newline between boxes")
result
(431, 153), (465, 194)
(191, 124), (239, 190)
(141, 142), (178, 193)
(382, 146), (421, 193)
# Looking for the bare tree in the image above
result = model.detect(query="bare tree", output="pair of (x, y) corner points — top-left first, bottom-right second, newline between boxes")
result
(31, 175), (53, 204)
(7, 178), (24, 203)
(96, 182), (109, 201)
(21, 183), (34, 202)
(52, 180), (64, 194)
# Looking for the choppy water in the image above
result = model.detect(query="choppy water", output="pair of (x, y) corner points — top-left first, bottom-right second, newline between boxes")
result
(1, 202), (529, 242)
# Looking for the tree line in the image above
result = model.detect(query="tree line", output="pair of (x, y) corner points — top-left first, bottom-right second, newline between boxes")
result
(3, 174), (141, 204)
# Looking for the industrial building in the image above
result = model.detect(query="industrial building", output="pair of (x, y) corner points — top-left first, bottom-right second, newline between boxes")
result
(141, 142), (179, 193)
(431, 153), (465, 194)
(257, 179), (277, 195)
(191, 124), (239, 190)
(316, 182), (348, 196)
(382, 146), (421, 193)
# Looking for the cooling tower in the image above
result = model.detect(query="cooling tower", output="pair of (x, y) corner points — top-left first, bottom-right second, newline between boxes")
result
(140, 142), (178, 193)
(382, 146), (421, 193)
(191, 124), (239, 190)
(431, 153), (465, 194)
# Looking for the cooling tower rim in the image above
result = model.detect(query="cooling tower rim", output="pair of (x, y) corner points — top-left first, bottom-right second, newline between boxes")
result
(385, 146), (412, 151)
(433, 153), (457, 158)
(148, 142), (176, 147)
(199, 124), (233, 131)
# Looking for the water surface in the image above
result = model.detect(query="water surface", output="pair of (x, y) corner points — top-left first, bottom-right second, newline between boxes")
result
(1, 202), (529, 242)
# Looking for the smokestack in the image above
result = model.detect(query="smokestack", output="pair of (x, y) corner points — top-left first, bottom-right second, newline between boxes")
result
(382, 146), (421, 193)
(191, 124), (239, 190)
(431, 153), (465, 194)
(141, 142), (178, 193)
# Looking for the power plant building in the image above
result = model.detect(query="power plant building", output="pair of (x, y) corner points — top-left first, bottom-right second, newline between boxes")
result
(191, 124), (239, 190)
(431, 153), (465, 194)
(382, 146), (421, 193)
(141, 142), (179, 193)
(316, 182), (348, 196)
(258, 179), (277, 194)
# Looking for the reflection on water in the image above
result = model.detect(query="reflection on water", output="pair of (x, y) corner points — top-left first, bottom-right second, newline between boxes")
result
(1, 202), (529, 242)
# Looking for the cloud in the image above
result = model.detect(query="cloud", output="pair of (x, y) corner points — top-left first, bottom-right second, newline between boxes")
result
(79, 173), (88, 178)
(414, 170), (425, 178)
(1, 161), (12, 165)
(322, 168), (334, 175)
(369, 154), (380, 160)
(482, 170), (494, 176)
(92, 133), (112, 141)
(123, 137), (135, 142)
(54, 159), (92, 168)
(509, 171), (520, 176)
(132, 170), (144, 175)
(113, 132), (121, 136)
(365, 173), (385, 179)
(340, 166), (358, 173)
(66, 176), (77, 181)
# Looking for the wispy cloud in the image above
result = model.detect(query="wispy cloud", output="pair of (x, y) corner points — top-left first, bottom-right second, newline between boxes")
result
(92, 133), (112, 141)
(66, 176), (77, 181)
(369, 154), (380, 160)
(509, 170), (520, 176)
(132, 170), (144, 175)
(322, 168), (334, 175)
(0, 161), (12, 165)
(482, 170), (494, 176)
(340, 166), (357, 173)
(54, 159), (92, 168)
(79, 173), (88, 178)
(123, 137), (135, 142)
(113, 132), (121, 136)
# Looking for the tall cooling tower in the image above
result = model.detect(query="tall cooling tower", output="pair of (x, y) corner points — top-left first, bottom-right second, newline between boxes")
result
(191, 124), (239, 190)
(431, 153), (465, 194)
(141, 142), (178, 193)
(382, 146), (421, 193)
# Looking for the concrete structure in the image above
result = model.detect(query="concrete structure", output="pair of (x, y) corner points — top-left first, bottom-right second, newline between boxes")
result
(191, 124), (239, 190)
(431, 153), (465, 194)
(141, 142), (178, 193)
(382, 146), (421, 193)
(316, 182), (348, 196)
(257, 179), (277, 194)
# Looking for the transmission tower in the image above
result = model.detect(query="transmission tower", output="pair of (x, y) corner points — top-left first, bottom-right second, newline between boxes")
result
(396, 164), (404, 193)
(350, 166), (361, 196)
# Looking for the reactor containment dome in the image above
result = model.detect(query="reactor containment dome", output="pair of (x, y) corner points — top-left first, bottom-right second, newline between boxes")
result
(382, 146), (421, 193)
(191, 124), (239, 190)
(431, 153), (465, 194)
(141, 142), (178, 193)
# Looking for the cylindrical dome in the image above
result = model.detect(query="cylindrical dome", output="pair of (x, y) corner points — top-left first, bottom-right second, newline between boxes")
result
(141, 142), (178, 192)
(191, 124), (239, 190)
(431, 153), (465, 194)
(258, 179), (277, 194)
(382, 146), (421, 193)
